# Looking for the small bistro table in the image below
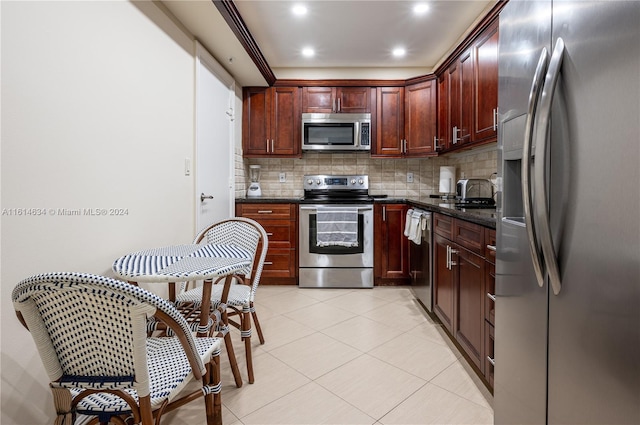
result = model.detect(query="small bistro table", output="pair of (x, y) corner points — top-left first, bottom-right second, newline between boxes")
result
(112, 244), (253, 387)
(112, 243), (252, 336)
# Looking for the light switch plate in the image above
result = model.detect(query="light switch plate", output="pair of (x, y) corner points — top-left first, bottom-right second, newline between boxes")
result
(279, 172), (286, 182)
(407, 172), (414, 183)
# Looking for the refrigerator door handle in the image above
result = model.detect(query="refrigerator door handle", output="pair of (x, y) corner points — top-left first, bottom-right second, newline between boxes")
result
(522, 47), (549, 288)
(534, 37), (565, 296)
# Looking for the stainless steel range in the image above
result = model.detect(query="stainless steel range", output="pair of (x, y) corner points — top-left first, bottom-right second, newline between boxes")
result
(299, 175), (373, 288)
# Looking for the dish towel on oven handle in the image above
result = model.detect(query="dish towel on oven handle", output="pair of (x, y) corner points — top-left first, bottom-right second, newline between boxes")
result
(316, 207), (359, 247)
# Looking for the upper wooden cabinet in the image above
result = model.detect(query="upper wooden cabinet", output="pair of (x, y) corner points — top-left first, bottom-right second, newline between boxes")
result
(373, 81), (437, 158)
(472, 19), (499, 143)
(437, 17), (499, 152)
(373, 86), (405, 156)
(405, 80), (438, 156)
(242, 87), (301, 157)
(302, 86), (371, 113)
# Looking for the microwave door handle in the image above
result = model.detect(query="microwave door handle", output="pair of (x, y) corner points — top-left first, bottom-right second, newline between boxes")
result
(534, 38), (565, 296)
(522, 47), (549, 289)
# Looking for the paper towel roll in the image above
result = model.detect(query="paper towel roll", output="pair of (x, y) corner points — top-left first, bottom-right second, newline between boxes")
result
(439, 166), (456, 194)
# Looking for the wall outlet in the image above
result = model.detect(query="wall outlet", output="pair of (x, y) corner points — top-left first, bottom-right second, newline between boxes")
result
(279, 172), (286, 182)
(406, 172), (414, 183)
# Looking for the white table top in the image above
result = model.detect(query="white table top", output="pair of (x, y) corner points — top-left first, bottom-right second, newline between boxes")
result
(112, 244), (252, 283)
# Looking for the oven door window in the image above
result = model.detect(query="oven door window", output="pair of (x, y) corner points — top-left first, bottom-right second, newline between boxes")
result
(308, 213), (364, 254)
(304, 123), (355, 146)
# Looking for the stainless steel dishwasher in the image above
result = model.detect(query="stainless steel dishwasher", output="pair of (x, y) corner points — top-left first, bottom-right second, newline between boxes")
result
(409, 210), (432, 312)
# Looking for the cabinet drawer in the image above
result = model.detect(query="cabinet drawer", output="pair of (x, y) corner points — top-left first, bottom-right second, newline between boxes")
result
(454, 219), (484, 255)
(433, 213), (453, 239)
(262, 249), (295, 278)
(484, 227), (496, 262)
(238, 203), (293, 220)
(260, 221), (294, 248)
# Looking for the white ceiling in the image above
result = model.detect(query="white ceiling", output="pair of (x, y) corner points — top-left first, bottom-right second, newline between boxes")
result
(161, 0), (497, 87)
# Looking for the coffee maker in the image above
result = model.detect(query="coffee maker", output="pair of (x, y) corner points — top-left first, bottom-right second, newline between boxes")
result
(247, 165), (262, 197)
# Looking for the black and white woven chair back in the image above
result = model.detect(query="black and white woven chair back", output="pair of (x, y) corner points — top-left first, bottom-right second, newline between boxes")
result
(12, 272), (204, 396)
(193, 217), (268, 299)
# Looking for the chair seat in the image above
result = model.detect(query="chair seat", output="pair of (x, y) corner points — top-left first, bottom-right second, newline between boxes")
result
(176, 284), (251, 309)
(70, 337), (221, 414)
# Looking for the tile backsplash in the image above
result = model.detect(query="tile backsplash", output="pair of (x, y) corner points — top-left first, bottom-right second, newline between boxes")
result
(235, 144), (497, 199)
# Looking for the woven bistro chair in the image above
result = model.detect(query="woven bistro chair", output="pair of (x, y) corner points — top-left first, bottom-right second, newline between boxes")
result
(175, 217), (268, 385)
(12, 272), (223, 425)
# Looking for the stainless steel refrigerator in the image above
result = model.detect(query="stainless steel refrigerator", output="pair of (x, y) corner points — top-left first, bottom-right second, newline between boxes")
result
(495, 1), (640, 424)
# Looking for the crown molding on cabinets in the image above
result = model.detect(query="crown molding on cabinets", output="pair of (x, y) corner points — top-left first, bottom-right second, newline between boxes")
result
(212, 0), (277, 86)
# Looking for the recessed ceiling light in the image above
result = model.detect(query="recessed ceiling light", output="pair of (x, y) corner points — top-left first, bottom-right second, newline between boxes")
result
(392, 47), (406, 57)
(302, 47), (315, 57)
(292, 4), (307, 16)
(413, 3), (430, 15)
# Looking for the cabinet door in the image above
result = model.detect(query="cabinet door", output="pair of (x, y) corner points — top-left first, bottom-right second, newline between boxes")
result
(405, 80), (437, 156)
(336, 87), (371, 113)
(270, 87), (300, 156)
(242, 87), (270, 156)
(302, 86), (335, 113)
(473, 20), (498, 143)
(459, 48), (474, 146)
(436, 74), (448, 152)
(447, 61), (461, 150)
(376, 204), (410, 280)
(433, 233), (454, 333)
(373, 87), (404, 156)
(455, 245), (485, 372)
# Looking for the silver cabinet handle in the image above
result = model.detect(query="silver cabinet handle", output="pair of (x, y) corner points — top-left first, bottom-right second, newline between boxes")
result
(382, 206), (386, 221)
(487, 292), (496, 302)
(200, 193), (214, 202)
(452, 126), (462, 144)
(446, 245), (451, 269)
(264, 261), (273, 266)
(266, 232), (274, 236)
(433, 136), (438, 151)
(493, 108), (498, 131)
(534, 37), (565, 296)
(333, 98), (337, 113)
(486, 244), (496, 252)
(337, 98), (341, 112)
(271, 139), (275, 153)
(257, 210), (273, 214)
(522, 47), (549, 289)
(449, 248), (458, 267)
(487, 356), (495, 366)
(266, 138), (270, 153)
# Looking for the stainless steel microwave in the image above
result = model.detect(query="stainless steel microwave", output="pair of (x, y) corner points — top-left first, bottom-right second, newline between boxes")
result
(302, 113), (371, 152)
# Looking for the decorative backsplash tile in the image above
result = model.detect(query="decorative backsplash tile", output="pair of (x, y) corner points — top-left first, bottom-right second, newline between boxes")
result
(235, 145), (497, 199)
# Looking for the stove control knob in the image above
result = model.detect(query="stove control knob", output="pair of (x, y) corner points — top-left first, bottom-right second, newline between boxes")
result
(358, 179), (364, 185)
(316, 179), (321, 185)
(306, 179), (313, 185)
(350, 179), (356, 185)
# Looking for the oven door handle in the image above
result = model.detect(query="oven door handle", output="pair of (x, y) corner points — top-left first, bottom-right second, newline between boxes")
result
(300, 206), (373, 211)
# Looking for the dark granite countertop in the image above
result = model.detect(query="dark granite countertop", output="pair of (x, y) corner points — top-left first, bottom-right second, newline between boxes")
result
(378, 197), (496, 229)
(236, 196), (496, 228)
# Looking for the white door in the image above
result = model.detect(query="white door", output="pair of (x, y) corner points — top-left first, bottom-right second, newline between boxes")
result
(195, 41), (235, 233)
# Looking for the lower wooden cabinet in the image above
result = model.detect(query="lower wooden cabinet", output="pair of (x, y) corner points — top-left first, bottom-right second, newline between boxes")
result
(236, 203), (297, 284)
(374, 203), (410, 285)
(433, 213), (495, 388)
(434, 233), (455, 332)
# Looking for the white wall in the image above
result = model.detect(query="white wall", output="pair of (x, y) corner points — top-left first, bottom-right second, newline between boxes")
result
(0, 1), (205, 423)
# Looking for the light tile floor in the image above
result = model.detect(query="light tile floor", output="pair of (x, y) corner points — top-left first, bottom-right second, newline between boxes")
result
(165, 286), (493, 425)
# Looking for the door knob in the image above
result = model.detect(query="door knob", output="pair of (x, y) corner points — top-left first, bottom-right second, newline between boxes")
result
(200, 193), (214, 202)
